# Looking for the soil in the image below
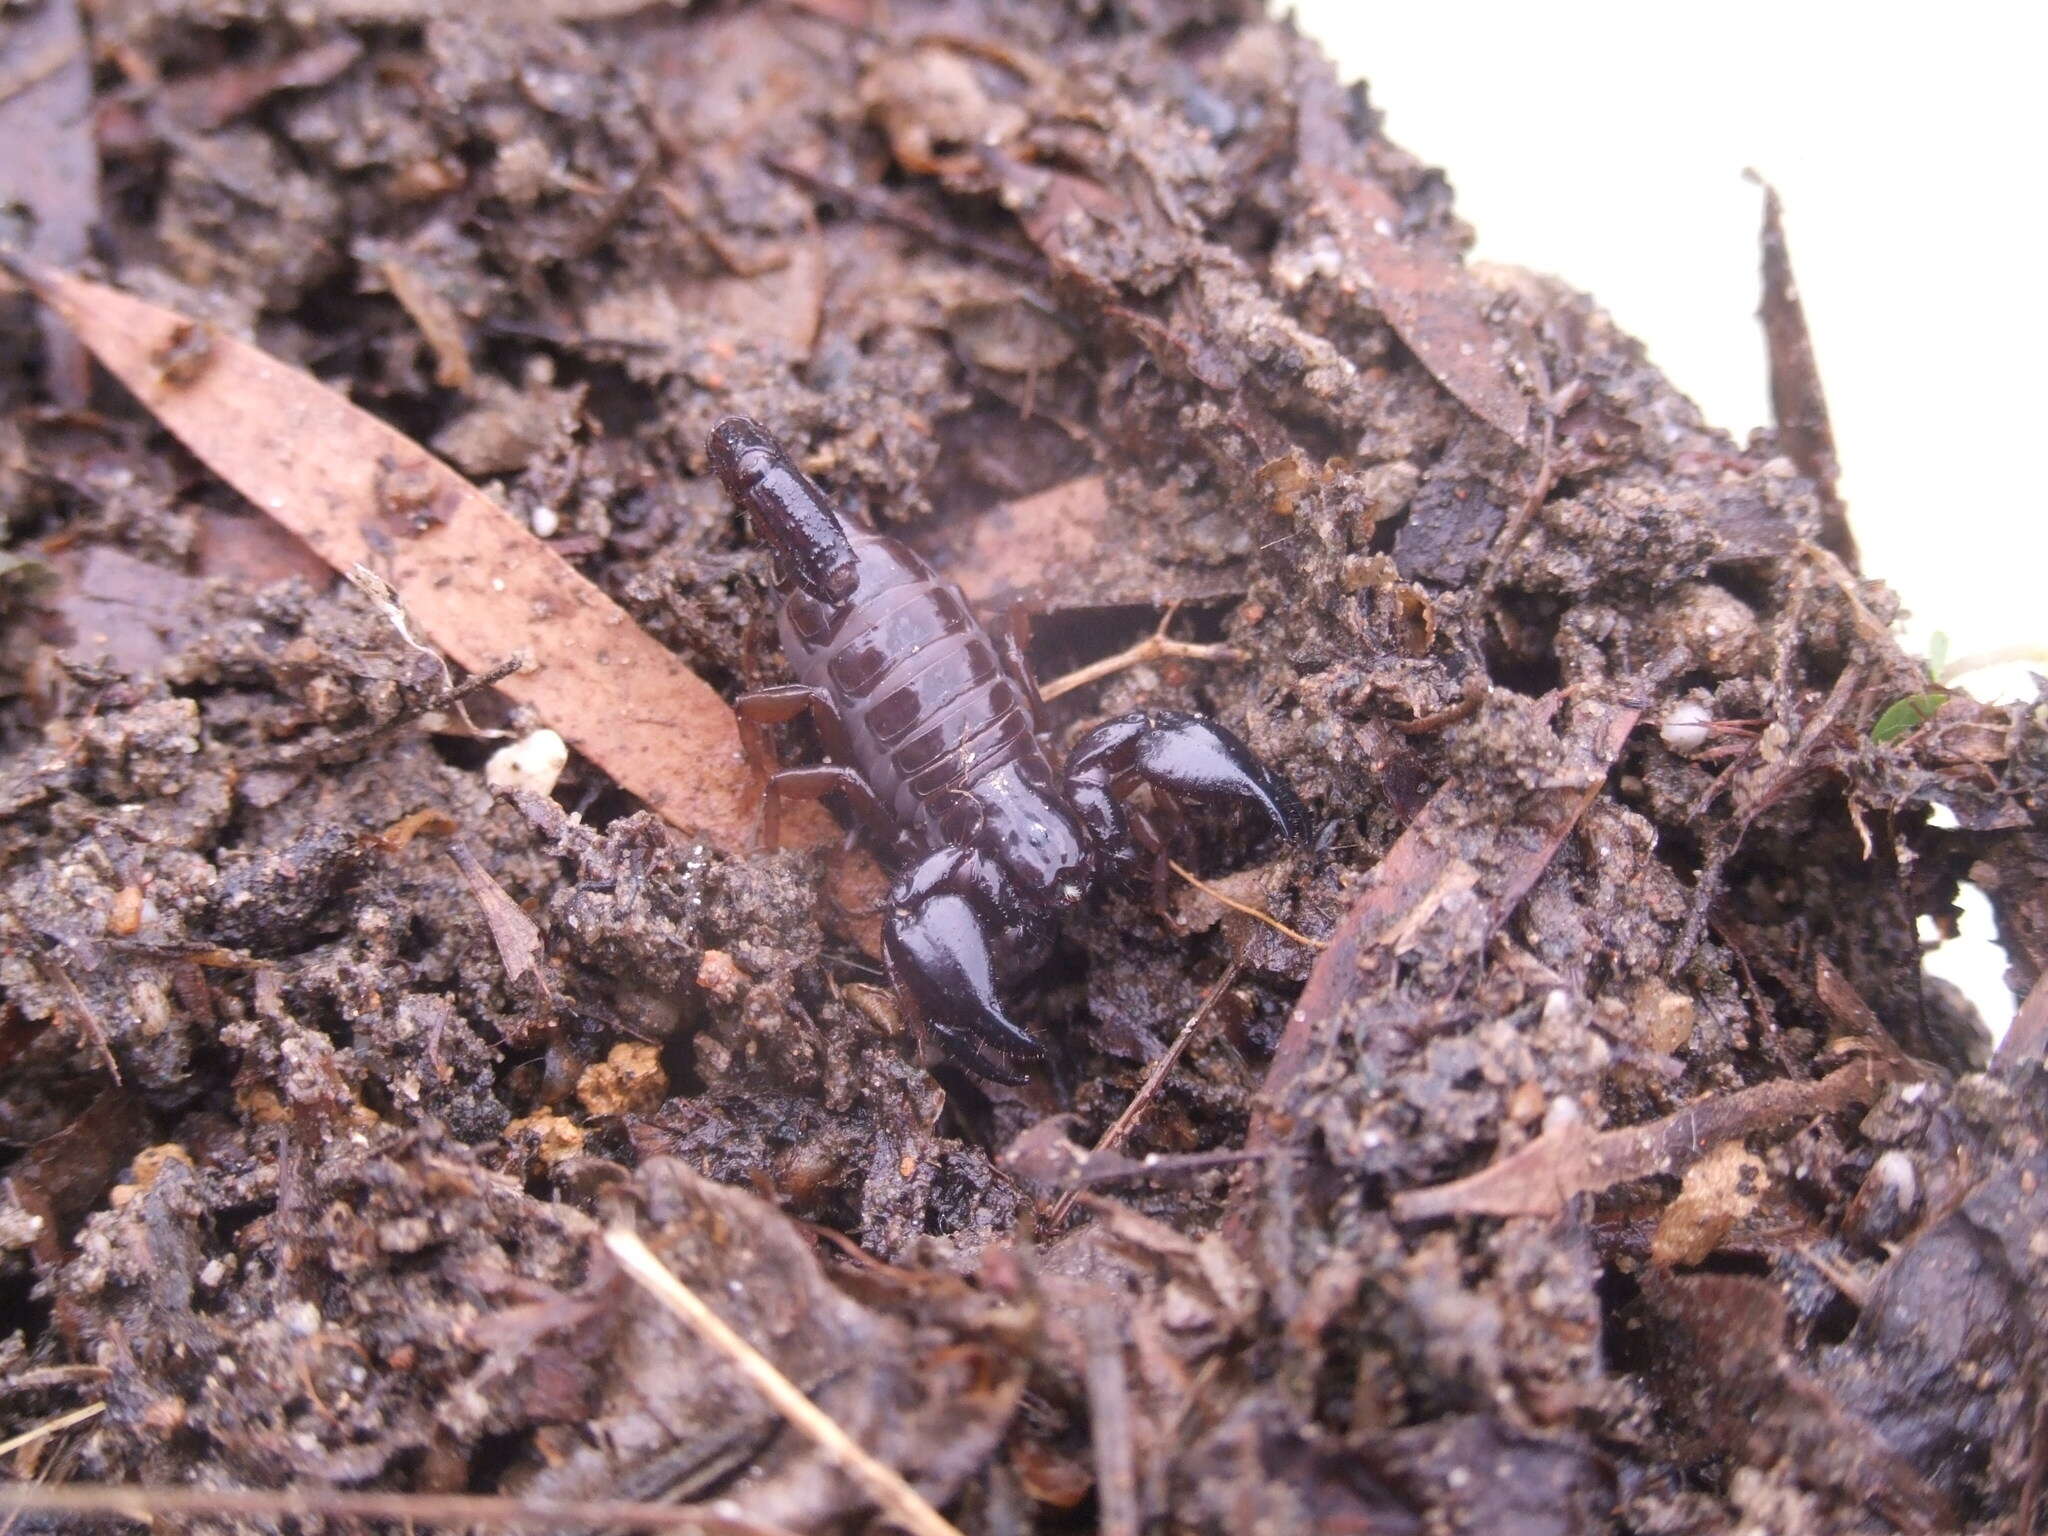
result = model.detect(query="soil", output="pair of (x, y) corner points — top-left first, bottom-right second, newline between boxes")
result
(1, 2), (2044, 1533)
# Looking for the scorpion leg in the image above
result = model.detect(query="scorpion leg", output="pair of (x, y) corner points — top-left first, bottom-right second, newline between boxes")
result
(735, 685), (890, 847)
(1063, 709), (1309, 874)
(761, 765), (894, 853)
(882, 849), (1051, 1082)
(734, 683), (827, 778)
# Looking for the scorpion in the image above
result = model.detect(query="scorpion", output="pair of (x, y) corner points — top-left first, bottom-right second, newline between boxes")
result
(710, 418), (1309, 1082)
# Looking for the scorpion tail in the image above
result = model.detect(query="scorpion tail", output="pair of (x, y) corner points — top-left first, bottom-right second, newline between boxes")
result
(708, 417), (862, 605)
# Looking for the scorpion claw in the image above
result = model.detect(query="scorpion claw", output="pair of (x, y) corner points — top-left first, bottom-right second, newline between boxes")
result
(883, 889), (1048, 1082)
(1065, 709), (1310, 872)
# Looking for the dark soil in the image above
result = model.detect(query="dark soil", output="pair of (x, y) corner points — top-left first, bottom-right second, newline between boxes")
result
(2, 2), (2043, 1533)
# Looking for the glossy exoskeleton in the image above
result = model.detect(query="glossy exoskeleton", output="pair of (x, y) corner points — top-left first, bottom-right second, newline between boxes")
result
(710, 418), (1308, 1082)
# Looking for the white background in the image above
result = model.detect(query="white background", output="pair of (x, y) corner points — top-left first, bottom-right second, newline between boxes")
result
(1296, 2), (2043, 1035)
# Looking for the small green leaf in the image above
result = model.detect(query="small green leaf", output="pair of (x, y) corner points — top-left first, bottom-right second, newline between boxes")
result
(1926, 630), (1950, 680)
(1872, 691), (1949, 743)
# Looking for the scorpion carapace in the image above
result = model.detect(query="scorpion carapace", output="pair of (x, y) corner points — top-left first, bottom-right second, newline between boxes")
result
(711, 417), (1309, 1083)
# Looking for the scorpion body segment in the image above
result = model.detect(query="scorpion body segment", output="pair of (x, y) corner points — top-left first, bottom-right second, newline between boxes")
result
(780, 532), (1045, 846)
(712, 417), (1307, 1082)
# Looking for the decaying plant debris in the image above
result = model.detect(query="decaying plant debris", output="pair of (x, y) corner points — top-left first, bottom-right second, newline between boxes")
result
(0, 1), (2043, 1533)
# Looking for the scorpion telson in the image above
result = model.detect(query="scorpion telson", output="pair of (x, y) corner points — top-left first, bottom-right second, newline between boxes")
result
(711, 417), (1309, 1083)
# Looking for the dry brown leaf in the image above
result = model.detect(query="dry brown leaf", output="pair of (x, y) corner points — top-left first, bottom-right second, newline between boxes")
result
(1298, 165), (1535, 446)
(1755, 176), (1853, 563)
(3, 258), (786, 852)
(448, 842), (546, 993)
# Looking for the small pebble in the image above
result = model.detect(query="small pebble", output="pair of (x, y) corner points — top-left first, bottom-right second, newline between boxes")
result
(485, 728), (567, 796)
(1660, 700), (1714, 754)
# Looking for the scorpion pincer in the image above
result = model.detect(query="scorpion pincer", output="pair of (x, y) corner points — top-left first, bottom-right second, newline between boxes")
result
(710, 417), (1309, 1083)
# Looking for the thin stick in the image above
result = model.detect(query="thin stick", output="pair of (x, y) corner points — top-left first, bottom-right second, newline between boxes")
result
(1039, 603), (1244, 703)
(0, 1402), (103, 1459)
(764, 156), (1047, 282)
(1938, 643), (2048, 685)
(0, 1480), (787, 1533)
(603, 1230), (966, 1536)
(256, 651), (525, 766)
(36, 951), (121, 1082)
(1049, 959), (1242, 1226)
(1168, 862), (1325, 949)
(1080, 1307), (1139, 1536)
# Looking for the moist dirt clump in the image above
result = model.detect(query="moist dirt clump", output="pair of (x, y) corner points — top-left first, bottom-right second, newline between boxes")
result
(1, 2), (2043, 1533)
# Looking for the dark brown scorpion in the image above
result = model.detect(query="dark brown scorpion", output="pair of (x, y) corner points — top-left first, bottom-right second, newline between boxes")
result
(710, 418), (1308, 1082)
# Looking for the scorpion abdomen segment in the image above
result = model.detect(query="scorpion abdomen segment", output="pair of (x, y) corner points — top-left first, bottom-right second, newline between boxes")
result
(780, 536), (1044, 838)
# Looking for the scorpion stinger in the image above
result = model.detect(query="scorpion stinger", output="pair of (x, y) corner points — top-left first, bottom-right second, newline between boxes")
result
(708, 416), (862, 605)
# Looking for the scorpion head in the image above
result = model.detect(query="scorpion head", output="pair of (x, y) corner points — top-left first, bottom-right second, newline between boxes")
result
(955, 759), (1094, 911)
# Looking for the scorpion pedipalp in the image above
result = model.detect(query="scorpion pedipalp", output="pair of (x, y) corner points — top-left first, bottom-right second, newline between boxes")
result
(882, 849), (1051, 1084)
(1064, 709), (1311, 878)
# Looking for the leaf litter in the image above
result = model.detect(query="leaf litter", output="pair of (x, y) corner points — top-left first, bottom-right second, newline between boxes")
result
(0, 4), (2044, 1535)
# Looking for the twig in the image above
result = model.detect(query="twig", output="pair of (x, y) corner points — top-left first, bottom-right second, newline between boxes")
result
(1480, 394), (1557, 585)
(1390, 1056), (1891, 1222)
(1038, 603), (1245, 703)
(603, 1229), (967, 1536)
(0, 1480), (787, 1533)
(1667, 661), (1865, 975)
(1794, 1242), (1870, 1309)
(1938, 643), (2048, 685)
(1080, 1307), (1140, 1536)
(1049, 959), (1242, 1226)
(764, 156), (1048, 282)
(1168, 862), (1324, 949)
(0, 1402), (102, 1459)
(1799, 542), (1893, 653)
(256, 652), (524, 767)
(1391, 685), (1486, 736)
(34, 950), (120, 1082)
